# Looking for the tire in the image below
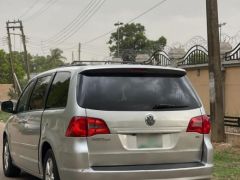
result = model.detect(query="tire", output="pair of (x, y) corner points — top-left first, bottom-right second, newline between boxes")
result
(43, 149), (60, 180)
(2, 138), (21, 177)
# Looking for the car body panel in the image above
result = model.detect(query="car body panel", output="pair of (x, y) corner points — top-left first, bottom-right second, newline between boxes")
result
(7, 111), (42, 173)
(59, 136), (213, 180)
(86, 108), (203, 166)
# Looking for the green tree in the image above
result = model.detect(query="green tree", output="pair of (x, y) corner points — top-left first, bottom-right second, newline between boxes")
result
(31, 48), (66, 73)
(49, 48), (66, 64)
(108, 23), (167, 61)
(31, 55), (50, 73)
(147, 36), (167, 54)
(0, 48), (66, 98)
(0, 50), (26, 84)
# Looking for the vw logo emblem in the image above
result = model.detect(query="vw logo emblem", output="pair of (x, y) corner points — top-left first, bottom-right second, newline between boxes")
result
(145, 114), (155, 126)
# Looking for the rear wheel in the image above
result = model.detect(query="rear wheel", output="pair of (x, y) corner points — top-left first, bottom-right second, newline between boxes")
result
(2, 138), (21, 177)
(43, 149), (60, 180)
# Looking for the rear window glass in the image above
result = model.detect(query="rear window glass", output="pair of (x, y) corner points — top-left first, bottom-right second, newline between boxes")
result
(77, 75), (201, 111)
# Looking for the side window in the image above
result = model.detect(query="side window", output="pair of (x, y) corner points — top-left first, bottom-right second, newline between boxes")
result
(29, 75), (52, 110)
(46, 72), (71, 109)
(16, 81), (35, 113)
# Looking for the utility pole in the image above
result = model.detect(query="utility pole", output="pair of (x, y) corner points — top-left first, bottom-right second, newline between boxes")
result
(6, 20), (30, 81)
(114, 22), (123, 58)
(72, 51), (74, 62)
(6, 21), (17, 93)
(78, 43), (81, 61)
(218, 22), (226, 42)
(19, 20), (30, 80)
(206, 0), (225, 142)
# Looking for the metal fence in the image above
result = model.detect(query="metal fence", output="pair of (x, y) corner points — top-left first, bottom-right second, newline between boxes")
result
(147, 43), (240, 66)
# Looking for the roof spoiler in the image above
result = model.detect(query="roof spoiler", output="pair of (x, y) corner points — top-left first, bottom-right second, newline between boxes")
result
(81, 68), (186, 77)
(71, 60), (144, 66)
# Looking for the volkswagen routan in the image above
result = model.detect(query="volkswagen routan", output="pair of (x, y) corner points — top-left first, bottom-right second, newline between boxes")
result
(1, 64), (213, 180)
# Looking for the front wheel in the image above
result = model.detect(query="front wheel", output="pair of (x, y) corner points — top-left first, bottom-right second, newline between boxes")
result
(43, 149), (60, 180)
(2, 138), (21, 177)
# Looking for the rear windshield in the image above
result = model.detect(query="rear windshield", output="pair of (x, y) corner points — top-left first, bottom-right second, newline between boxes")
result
(77, 74), (201, 111)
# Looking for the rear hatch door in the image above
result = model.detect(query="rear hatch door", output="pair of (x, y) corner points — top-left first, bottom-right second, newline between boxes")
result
(78, 68), (204, 166)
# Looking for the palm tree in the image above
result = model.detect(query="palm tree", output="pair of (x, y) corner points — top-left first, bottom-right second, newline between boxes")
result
(49, 48), (66, 64)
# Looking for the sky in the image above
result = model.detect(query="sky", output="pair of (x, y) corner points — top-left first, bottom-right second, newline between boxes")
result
(0, 0), (240, 62)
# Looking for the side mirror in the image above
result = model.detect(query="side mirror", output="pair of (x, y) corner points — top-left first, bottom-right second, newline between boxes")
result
(1, 101), (14, 113)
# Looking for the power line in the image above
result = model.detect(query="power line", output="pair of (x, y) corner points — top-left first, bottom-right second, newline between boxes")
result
(28, 0), (168, 54)
(23, 0), (53, 21)
(46, 0), (106, 45)
(127, 0), (168, 23)
(18, 0), (40, 19)
(55, 0), (106, 45)
(83, 0), (169, 45)
(83, 29), (115, 45)
(38, 0), (99, 48)
(45, 0), (97, 42)
(23, 0), (58, 22)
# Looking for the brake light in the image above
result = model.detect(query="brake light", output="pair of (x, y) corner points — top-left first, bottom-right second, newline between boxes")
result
(65, 117), (110, 137)
(186, 115), (211, 134)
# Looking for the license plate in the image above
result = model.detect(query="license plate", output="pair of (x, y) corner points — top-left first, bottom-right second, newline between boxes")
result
(137, 134), (163, 148)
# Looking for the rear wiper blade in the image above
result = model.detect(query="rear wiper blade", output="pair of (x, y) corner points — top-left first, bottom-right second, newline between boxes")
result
(152, 104), (189, 109)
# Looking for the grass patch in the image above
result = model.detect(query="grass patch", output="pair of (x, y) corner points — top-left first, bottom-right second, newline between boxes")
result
(213, 144), (240, 179)
(0, 111), (11, 123)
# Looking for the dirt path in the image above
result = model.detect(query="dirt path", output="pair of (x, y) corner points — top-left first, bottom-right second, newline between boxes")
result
(0, 123), (40, 180)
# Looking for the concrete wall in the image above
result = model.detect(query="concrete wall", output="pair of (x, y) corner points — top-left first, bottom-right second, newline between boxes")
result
(186, 68), (210, 114)
(0, 84), (12, 101)
(185, 66), (240, 117)
(224, 66), (240, 117)
(184, 65), (240, 146)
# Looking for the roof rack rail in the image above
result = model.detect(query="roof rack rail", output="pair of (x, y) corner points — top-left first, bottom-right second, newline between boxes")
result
(71, 60), (146, 66)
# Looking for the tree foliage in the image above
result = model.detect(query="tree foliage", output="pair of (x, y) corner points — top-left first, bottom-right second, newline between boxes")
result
(108, 23), (167, 61)
(31, 49), (65, 73)
(0, 50), (26, 84)
(0, 48), (66, 85)
(147, 36), (167, 54)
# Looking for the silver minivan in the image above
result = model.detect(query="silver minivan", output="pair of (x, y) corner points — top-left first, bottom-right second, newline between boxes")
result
(1, 65), (213, 180)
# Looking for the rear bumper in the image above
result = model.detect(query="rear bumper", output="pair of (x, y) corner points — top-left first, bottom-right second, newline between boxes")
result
(58, 134), (213, 180)
(60, 163), (213, 180)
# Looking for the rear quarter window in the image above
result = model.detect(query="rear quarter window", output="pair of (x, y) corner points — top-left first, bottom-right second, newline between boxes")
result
(46, 72), (71, 109)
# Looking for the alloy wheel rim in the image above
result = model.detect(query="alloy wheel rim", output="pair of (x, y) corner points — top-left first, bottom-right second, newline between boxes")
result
(4, 142), (9, 171)
(45, 158), (55, 180)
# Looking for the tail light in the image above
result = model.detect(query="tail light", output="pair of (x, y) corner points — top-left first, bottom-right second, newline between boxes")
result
(186, 115), (211, 134)
(65, 117), (110, 137)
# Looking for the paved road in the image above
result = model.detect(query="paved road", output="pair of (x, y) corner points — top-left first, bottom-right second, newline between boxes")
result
(0, 123), (40, 180)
